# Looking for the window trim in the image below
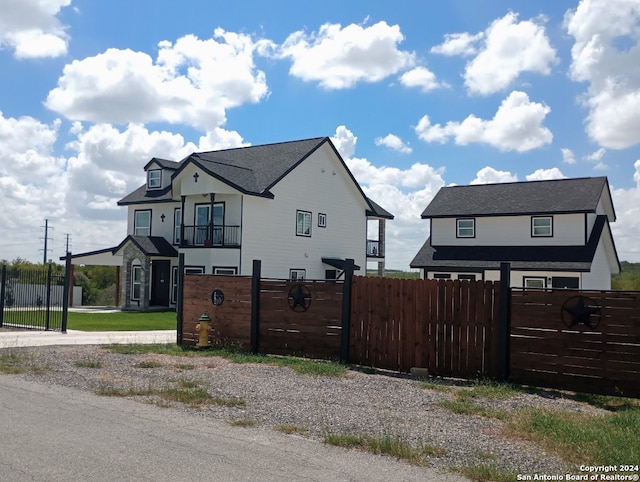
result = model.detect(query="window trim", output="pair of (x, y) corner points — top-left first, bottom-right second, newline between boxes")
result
(318, 212), (327, 228)
(524, 277), (547, 289)
(290, 269), (306, 281)
(296, 210), (312, 237)
(456, 218), (475, 238)
(458, 274), (477, 281)
(213, 266), (237, 275)
(173, 208), (181, 245)
(433, 273), (451, 279)
(134, 210), (152, 236)
(147, 169), (162, 190)
(531, 216), (553, 237)
(131, 265), (142, 300)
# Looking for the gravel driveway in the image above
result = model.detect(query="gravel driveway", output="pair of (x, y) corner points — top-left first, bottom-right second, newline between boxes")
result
(1, 344), (604, 479)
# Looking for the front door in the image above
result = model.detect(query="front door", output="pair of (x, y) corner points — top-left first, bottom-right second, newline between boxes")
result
(151, 260), (170, 306)
(195, 205), (210, 245)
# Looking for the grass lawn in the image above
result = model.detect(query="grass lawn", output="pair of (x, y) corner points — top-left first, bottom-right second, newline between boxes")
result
(67, 310), (176, 331)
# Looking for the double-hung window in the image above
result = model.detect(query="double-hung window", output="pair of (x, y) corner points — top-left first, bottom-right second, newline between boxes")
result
(296, 210), (312, 237)
(134, 210), (151, 236)
(131, 265), (142, 300)
(532, 216), (553, 237)
(173, 208), (181, 244)
(147, 170), (161, 189)
(456, 218), (475, 238)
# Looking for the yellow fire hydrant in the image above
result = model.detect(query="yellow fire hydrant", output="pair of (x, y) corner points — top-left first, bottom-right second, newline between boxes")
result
(195, 312), (212, 348)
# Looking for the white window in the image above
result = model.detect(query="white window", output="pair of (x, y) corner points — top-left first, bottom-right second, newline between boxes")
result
(456, 218), (475, 238)
(174, 208), (181, 244)
(318, 213), (327, 228)
(134, 210), (151, 236)
(524, 277), (546, 289)
(131, 265), (142, 300)
(433, 273), (451, 279)
(296, 210), (311, 237)
(213, 267), (237, 275)
(147, 170), (162, 189)
(290, 269), (306, 281)
(532, 216), (553, 237)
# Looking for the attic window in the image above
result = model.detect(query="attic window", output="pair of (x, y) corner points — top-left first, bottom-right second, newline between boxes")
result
(147, 170), (161, 189)
(456, 218), (475, 238)
(532, 216), (553, 237)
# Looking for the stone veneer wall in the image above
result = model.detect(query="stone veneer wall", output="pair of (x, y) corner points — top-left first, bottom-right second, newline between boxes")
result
(120, 243), (151, 311)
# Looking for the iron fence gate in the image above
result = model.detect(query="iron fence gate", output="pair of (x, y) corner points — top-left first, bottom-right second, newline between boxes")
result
(0, 260), (71, 332)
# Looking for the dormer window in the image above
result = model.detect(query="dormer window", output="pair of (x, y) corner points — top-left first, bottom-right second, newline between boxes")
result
(147, 170), (162, 189)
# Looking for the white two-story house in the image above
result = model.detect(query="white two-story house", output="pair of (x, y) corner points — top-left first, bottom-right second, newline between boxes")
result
(69, 137), (393, 310)
(410, 177), (620, 290)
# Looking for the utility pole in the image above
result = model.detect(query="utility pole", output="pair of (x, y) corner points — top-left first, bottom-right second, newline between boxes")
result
(40, 219), (53, 264)
(65, 233), (72, 254)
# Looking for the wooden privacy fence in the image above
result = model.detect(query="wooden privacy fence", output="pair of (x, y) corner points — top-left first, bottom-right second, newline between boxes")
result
(177, 257), (640, 399)
(350, 277), (501, 377)
(510, 289), (640, 398)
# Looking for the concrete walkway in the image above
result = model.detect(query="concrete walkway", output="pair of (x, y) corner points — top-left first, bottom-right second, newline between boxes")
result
(0, 329), (176, 348)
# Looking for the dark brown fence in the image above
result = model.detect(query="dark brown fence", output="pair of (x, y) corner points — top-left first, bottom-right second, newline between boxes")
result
(510, 289), (640, 398)
(181, 274), (252, 348)
(350, 277), (501, 377)
(259, 279), (343, 358)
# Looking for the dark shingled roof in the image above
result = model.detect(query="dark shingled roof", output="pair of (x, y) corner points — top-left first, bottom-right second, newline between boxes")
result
(181, 137), (327, 196)
(117, 137), (394, 220)
(410, 215), (610, 271)
(421, 177), (610, 218)
(113, 236), (178, 257)
(366, 198), (394, 219)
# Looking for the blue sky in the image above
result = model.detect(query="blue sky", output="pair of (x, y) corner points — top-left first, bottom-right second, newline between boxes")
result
(1, 0), (640, 269)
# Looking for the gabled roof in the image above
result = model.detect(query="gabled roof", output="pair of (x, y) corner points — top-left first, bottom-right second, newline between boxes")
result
(421, 177), (613, 219)
(117, 137), (393, 219)
(112, 236), (178, 257)
(175, 137), (328, 197)
(410, 215), (620, 272)
(144, 157), (180, 171)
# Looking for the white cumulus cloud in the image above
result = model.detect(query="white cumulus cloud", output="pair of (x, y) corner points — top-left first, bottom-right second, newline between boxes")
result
(565, 0), (640, 149)
(374, 134), (412, 154)
(526, 168), (566, 181)
(415, 91), (553, 152)
(269, 21), (415, 89)
(470, 167), (518, 185)
(0, 0), (71, 58)
(399, 67), (445, 93)
(45, 30), (268, 132)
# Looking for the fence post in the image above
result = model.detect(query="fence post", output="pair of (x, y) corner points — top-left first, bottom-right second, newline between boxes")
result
(61, 253), (71, 333)
(45, 262), (52, 330)
(340, 258), (355, 364)
(0, 263), (6, 327)
(250, 259), (261, 354)
(496, 262), (511, 382)
(176, 253), (185, 345)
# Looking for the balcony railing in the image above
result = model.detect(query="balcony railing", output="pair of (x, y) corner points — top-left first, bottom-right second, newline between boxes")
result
(180, 225), (241, 248)
(367, 239), (383, 257)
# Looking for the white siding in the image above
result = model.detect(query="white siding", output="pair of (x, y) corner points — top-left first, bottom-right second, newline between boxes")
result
(127, 203), (180, 241)
(582, 238), (613, 290)
(173, 164), (244, 197)
(180, 248), (241, 274)
(431, 213), (585, 246)
(241, 143), (367, 279)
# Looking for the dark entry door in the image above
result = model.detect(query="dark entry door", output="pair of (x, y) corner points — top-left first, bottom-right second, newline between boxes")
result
(551, 276), (579, 289)
(151, 260), (171, 306)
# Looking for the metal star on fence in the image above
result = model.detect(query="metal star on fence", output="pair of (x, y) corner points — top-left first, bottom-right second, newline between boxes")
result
(288, 284), (311, 312)
(561, 296), (601, 329)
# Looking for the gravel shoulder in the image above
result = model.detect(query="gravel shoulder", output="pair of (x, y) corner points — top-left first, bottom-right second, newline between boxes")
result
(0, 344), (607, 478)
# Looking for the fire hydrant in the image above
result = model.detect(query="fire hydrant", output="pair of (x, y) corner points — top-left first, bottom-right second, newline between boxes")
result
(195, 312), (212, 348)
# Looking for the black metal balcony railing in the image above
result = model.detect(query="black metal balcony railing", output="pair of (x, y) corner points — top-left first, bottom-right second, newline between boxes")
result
(180, 225), (241, 248)
(367, 239), (383, 257)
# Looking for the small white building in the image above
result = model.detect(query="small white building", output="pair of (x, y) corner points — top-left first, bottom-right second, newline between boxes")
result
(70, 137), (393, 310)
(410, 177), (620, 290)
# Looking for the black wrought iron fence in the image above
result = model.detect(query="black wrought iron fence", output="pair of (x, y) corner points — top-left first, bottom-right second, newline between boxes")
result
(0, 260), (70, 331)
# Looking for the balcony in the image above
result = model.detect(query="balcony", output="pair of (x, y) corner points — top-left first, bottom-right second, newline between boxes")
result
(367, 239), (383, 258)
(180, 225), (241, 248)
